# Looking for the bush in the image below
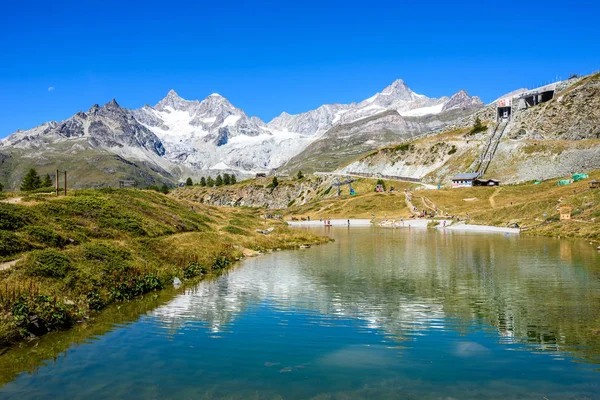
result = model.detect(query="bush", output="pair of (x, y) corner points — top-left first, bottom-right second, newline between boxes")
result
(24, 226), (66, 248)
(267, 177), (279, 189)
(323, 186), (332, 195)
(81, 243), (132, 274)
(447, 146), (457, 155)
(469, 117), (487, 135)
(21, 249), (73, 279)
(0, 204), (32, 230)
(288, 199), (296, 207)
(0, 231), (31, 257)
(183, 262), (206, 279)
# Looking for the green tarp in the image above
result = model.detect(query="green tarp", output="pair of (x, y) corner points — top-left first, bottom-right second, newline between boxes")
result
(558, 179), (572, 186)
(572, 173), (589, 182)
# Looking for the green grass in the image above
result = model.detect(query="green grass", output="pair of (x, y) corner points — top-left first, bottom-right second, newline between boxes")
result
(0, 188), (329, 346)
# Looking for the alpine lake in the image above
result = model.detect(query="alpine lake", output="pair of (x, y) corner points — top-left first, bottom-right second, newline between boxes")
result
(1, 227), (600, 399)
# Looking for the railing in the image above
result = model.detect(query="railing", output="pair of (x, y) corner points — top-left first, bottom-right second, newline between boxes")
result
(478, 120), (508, 176)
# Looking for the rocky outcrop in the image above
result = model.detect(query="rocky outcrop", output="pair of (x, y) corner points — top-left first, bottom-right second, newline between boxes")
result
(172, 176), (337, 209)
(506, 74), (600, 140)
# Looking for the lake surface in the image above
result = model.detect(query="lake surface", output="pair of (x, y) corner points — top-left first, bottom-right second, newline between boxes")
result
(2, 227), (600, 399)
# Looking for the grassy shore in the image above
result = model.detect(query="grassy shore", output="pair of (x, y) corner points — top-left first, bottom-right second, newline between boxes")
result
(0, 188), (330, 346)
(285, 171), (600, 243)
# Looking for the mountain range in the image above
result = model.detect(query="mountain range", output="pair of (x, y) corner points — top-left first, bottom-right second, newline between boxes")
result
(0, 79), (483, 189)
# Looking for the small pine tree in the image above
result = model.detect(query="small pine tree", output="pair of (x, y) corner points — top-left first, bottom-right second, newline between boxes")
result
(160, 183), (169, 194)
(271, 176), (279, 188)
(20, 168), (42, 191)
(42, 174), (53, 188)
(186, 177), (193, 186)
(297, 170), (304, 179)
(223, 173), (231, 185)
(230, 174), (236, 184)
(215, 174), (223, 186)
(207, 176), (215, 187)
(469, 116), (486, 135)
(200, 177), (207, 187)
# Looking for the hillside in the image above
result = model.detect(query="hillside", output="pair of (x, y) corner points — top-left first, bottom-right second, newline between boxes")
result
(340, 73), (600, 184)
(0, 189), (328, 345)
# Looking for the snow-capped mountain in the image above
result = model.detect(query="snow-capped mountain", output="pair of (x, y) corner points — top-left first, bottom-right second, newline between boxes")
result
(266, 79), (480, 135)
(131, 90), (313, 172)
(0, 78), (483, 188)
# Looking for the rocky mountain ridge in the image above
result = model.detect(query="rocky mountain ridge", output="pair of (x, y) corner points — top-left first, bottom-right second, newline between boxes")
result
(0, 78), (485, 189)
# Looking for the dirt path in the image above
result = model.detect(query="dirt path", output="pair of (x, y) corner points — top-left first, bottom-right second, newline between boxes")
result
(0, 259), (20, 271)
(405, 192), (420, 216)
(0, 197), (22, 204)
(489, 188), (502, 208)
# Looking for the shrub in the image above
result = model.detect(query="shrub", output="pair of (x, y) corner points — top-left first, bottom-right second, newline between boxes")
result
(0, 231), (31, 257)
(448, 146), (457, 155)
(21, 249), (73, 279)
(469, 117), (487, 135)
(267, 177), (279, 189)
(81, 243), (132, 274)
(24, 226), (66, 248)
(323, 186), (332, 195)
(288, 199), (296, 207)
(183, 262), (206, 279)
(0, 204), (32, 230)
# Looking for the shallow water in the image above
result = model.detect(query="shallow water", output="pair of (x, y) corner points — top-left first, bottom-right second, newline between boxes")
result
(2, 227), (600, 399)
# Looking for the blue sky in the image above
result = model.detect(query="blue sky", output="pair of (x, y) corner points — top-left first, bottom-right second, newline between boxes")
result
(1, 0), (598, 138)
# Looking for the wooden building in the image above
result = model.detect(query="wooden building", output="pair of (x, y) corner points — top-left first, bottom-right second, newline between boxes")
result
(451, 173), (480, 188)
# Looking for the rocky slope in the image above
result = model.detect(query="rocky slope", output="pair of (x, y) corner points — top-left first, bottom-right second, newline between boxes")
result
(338, 73), (600, 184)
(172, 175), (338, 209)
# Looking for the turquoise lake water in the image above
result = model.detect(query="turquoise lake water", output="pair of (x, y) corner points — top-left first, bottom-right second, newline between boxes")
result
(1, 227), (600, 399)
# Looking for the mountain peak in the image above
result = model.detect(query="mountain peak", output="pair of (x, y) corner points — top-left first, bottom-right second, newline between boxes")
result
(165, 89), (181, 99)
(442, 89), (484, 112)
(105, 99), (120, 108)
(208, 93), (223, 98)
(381, 79), (413, 97)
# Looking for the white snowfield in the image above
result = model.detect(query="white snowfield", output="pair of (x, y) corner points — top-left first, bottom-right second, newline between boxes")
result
(445, 224), (520, 234)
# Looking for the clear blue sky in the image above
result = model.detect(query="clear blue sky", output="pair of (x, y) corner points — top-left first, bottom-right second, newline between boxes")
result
(1, 0), (598, 138)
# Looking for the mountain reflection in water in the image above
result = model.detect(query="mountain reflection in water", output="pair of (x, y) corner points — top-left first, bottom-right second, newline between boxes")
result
(1, 227), (599, 399)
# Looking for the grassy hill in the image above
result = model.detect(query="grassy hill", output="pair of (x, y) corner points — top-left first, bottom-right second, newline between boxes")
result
(0, 188), (329, 345)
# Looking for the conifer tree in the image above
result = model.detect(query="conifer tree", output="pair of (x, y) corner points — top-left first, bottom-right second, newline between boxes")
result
(42, 174), (53, 188)
(20, 168), (42, 191)
(186, 177), (193, 186)
(215, 174), (223, 186)
(200, 177), (206, 187)
(223, 173), (231, 185)
(207, 176), (215, 187)
(160, 183), (169, 194)
(230, 174), (236, 184)
(297, 170), (304, 179)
